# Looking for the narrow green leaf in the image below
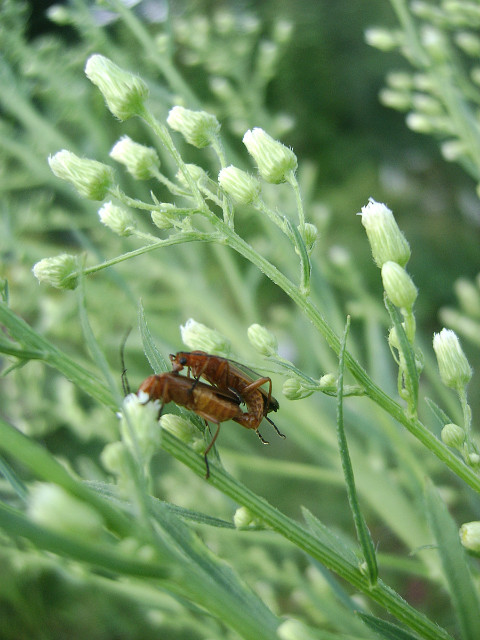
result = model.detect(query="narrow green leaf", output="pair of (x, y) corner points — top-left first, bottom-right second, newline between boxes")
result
(284, 216), (311, 295)
(0, 454), (28, 500)
(425, 479), (480, 640)
(425, 397), (453, 430)
(337, 316), (378, 586)
(357, 612), (422, 640)
(138, 300), (168, 373)
(302, 507), (359, 568)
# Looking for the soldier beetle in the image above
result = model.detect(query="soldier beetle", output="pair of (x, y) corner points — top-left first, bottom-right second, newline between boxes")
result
(169, 351), (285, 441)
(137, 371), (246, 478)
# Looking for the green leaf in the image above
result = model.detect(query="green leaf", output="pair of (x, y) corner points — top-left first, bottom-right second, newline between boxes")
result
(425, 397), (453, 431)
(138, 300), (168, 373)
(337, 316), (378, 585)
(357, 612), (421, 640)
(424, 479), (480, 640)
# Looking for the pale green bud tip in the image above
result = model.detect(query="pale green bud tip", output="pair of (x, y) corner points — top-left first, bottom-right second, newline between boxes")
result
(282, 377), (313, 400)
(85, 54), (149, 121)
(441, 423), (465, 448)
(433, 329), (472, 389)
(167, 106), (220, 148)
(160, 414), (196, 443)
(233, 506), (257, 528)
(302, 223), (318, 252)
(98, 202), (135, 236)
(180, 318), (231, 355)
(243, 127), (297, 184)
(151, 205), (176, 230)
(365, 27), (400, 51)
(101, 441), (129, 476)
(460, 521), (480, 553)
(358, 198), (411, 268)
(381, 261), (418, 309)
(277, 619), (313, 640)
(32, 254), (78, 289)
(110, 135), (160, 180)
(218, 165), (261, 205)
(48, 150), (114, 200)
(28, 483), (104, 539)
(247, 323), (278, 356)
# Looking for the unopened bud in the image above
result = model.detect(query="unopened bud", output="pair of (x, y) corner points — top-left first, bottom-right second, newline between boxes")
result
(358, 198), (410, 268)
(98, 202), (135, 236)
(433, 329), (472, 390)
(85, 54), (149, 121)
(110, 135), (160, 180)
(176, 164), (208, 189)
(441, 423), (465, 448)
(460, 521), (480, 553)
(32, 254), (78, 289)
(167, 106), (220, 148)
(243, 127), (297, 184)
(282, 378), (313, 400)
(247, 323), (278, 356)
(381, 261), (418, 309)
(49, 150), (114, 200)
(218, 165), (261, 205)
(180, 318), (231, 355)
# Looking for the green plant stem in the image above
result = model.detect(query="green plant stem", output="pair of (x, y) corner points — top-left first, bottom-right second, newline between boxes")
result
(160, 429), (453, 640)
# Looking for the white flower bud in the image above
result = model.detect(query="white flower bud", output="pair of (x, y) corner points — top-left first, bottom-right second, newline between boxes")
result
(49, 150), (114, 200)
(441, 423), (465, 448)
(460, 521), (480, 553)
(282, 378), (313, 400)
(120, 393), (162, 461)
(433, 329), (472, 390)
(110, 135), (160, 180)
(28, 483), (104, 539)
(233, 506), (258, 528)
(358, 198), (410, 268)
(167, 106), (220, 148)
(151, 204), (177, 230)
(180, 318), (231, 355)
(98, 202), (135, 236)
(32, 254), (78, 290)
(243, 127), (297, 184)
(218, 165), (261, 204)
(381, 261), (418, 309)
(85, 54), (149, 121)
(247, 323), (278, 356)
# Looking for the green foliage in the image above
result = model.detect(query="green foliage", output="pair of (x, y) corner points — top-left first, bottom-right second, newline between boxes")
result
(0, 2), (479, 639)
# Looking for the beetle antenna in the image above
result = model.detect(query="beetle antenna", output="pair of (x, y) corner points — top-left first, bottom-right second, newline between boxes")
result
(120, 327), (132, 396)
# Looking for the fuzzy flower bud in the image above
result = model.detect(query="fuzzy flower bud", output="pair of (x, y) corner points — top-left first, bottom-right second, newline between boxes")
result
(247, 323), (278, 356)
(433, 329), (472, 390)
(243, 127), (297, 183)
(302, 223), (318, 253)
(180, 318), (231, 355)
(381, 261), (418, 309)
(85, 54), (149, 121)
(364, 27), (401, 51)
(49, 150), (114, 200)
(110, 135), (160, 180)
(120, 393), (162, 462)
(167, 106), (220, 148)
(98, 202), (135, 236)
(460, 521), (480, 553)
(32, 254), (78, 290)
(282, 377), (313, 400)
(28, 483), (104, 540)
(218, 165), (261, 204)
(233, 506), (258, 528)
(358, 198), (411, 268)
(151, 204), (177, 230)
(160, 414), (203, 452)
(441, 423), (465, 449)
